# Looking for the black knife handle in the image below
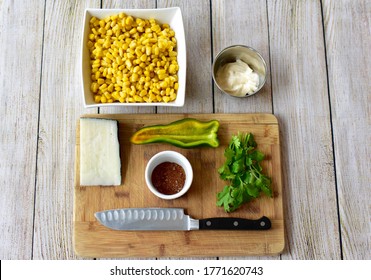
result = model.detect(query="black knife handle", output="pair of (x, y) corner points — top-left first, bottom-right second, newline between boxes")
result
(199, 216), (271, 230)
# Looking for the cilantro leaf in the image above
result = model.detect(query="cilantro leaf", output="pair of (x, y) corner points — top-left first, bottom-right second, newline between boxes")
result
(231, 135), (241, 149)
(224, 147), (234, 164)
(245, 157), (253, 166)
(231, 158), (244, 173)
(247, 186), (260, 198)
(216, 132), (273, 212)
(251, 150), (265, 162)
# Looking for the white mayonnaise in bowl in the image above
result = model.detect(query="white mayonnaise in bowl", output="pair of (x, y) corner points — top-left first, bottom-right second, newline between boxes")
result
(212, 45), (267, 97)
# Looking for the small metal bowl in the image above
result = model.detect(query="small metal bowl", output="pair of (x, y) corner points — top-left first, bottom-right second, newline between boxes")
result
(212, 45), (267, 97)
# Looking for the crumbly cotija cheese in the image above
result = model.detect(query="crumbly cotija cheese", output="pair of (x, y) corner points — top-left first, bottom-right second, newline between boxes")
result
(80, 118), (121, 186)
(216, 59), (259, 97)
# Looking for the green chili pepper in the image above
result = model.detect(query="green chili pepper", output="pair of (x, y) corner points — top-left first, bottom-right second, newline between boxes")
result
(130, 118), (220, 148)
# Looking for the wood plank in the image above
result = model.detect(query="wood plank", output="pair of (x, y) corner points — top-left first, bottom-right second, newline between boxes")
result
(212, 0), (272, 113)
(99, 0), (156, 114)
(0, 0), (44, 259)
(32, 0), (100, 260)
(157, 0), (214, 114)
(212, 0), (276, 260)
(322, 0), (371, 259)
(73, 114), (284, 258)
(267, 0), (340, 259)
(99, 2), (157, 260)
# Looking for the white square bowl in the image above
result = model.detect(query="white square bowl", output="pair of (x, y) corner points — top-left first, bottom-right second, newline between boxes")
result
(81, 8), (186, 108)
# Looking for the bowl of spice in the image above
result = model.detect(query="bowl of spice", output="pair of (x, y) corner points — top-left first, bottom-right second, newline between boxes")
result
(212, 45), (266, 97)
(145, 151), (193, 199)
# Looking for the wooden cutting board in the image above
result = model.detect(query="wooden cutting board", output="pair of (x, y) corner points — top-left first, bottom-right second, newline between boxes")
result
(74, 113), (285, 257)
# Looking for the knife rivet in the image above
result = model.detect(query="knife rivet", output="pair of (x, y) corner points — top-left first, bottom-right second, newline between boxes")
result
(260, 221), (266, 227)
(233, 221), (239, 226)
(206, 221), (211, 226)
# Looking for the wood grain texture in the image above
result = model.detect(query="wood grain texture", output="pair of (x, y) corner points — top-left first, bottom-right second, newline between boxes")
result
(73, 114), (284, 258)
(323, 0), (371, 259)
(32, 0), (100, 260)
(212, 0), (272, 113)
(0, 0), (44, 259)
(267, 0), (340, 259)
(157, 0), (214, 114)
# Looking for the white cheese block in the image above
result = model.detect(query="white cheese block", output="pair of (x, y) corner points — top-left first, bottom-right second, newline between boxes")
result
(80, 118), (121, 186)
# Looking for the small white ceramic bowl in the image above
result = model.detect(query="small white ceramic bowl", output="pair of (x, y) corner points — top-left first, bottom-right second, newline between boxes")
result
(81, 8), (186, 108)
(145, 151), (193, 200)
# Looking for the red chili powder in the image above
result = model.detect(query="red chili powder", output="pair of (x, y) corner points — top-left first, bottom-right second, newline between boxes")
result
(151, 162), (186, 195)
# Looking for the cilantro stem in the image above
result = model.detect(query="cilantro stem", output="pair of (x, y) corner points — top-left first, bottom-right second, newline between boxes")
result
(251, 165), (260, 179)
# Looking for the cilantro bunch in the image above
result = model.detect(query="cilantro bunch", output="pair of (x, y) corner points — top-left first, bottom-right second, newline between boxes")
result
(217, 132), (273, 212)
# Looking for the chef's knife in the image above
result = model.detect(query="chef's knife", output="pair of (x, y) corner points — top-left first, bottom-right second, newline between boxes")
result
(94, 208), (271, 231)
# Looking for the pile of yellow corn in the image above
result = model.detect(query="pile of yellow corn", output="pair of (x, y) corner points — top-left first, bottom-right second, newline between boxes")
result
(88, 13), (179, 103)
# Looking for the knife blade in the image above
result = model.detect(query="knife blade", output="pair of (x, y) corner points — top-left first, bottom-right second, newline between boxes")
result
(94, 208), (271, 231)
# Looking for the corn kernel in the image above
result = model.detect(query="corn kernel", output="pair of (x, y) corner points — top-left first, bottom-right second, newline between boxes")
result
(125, 60), (132, 69)
(94, 95), (101, 102)
(133, 95), (142, 102)
(160, 81), (168, 88)
(125, 16), (134, 25)
(131, 73), (139, 82)
(169, 64), (177, 74)
(158, 74), (166, 80)
(99, 84), (107, 91)
(133, 66), (141, 73)
(91, 82), (99, 93)
(140, 54), (147, 62)
(170, 93), (176, 100)
(107, 83), (114, 92)
(139, 89), (147, 97)
(103, 92), (111, 99)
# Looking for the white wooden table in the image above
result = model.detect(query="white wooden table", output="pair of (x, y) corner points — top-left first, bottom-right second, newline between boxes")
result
(0, 0), (369, 260)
